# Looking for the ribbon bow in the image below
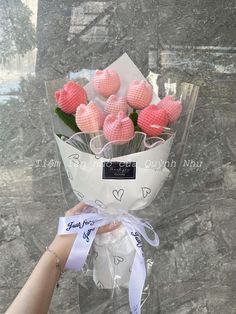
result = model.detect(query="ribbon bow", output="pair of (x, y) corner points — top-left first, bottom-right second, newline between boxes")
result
(58, 211), (159, 314)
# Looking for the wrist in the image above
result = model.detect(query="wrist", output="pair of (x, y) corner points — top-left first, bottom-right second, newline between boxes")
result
(49, 234), (76, 268)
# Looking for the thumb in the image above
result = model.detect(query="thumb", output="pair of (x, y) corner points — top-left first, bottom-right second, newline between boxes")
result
(65, 202), (87, 217)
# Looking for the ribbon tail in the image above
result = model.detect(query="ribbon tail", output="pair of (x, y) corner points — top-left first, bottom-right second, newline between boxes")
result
(65, 228), (98, 271)
(124, 222), (147, 314)
(129, 252), (146, 314)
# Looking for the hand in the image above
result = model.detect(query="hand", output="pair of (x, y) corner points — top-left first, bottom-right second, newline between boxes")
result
(50, 203), (120, 268)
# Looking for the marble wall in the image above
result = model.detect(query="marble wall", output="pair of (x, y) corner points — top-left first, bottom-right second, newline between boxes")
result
(0, 0), (236, 313)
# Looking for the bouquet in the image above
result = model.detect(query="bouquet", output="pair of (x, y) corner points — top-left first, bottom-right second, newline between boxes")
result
(46, 53), (199, 314)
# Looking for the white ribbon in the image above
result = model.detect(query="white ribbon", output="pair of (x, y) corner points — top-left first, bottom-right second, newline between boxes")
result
(57, 212), (159, 314)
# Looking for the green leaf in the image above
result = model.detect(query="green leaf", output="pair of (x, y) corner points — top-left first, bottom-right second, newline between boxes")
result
(134, 125), (142, 132)
(129, 111), (138, 127)
(55, 107), (81, 133)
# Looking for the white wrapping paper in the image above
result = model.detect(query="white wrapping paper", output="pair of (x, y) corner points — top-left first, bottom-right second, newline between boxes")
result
(56, 134), (173, 214)
(93, 225), (135, 289)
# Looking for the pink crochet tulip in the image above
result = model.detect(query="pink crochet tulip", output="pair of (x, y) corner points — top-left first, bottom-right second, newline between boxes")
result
(93, 69), (120, 98)
(75, 101), (105, 132)
(105, 95), (128, 116)
(103, 111), (135, 143)
(138, 105), (168, 136)
(127, 80), (153, 110)
(156, 95), (182, 124)
(55, 81), (87, 114)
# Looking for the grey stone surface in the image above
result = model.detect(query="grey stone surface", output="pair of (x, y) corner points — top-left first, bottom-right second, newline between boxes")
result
(1, 0), (236, 313)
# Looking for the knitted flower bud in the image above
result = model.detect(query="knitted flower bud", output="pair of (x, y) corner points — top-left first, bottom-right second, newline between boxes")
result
(75, 101), (105, 132)
(55, 81), (87, 114)
(138, 105), (168, 136)
(93, 69), (120, 98)
(127, 80), (152, 110)
(103, 111), (134, 143)
(105, 95), (128, 116)
(156, 95), (182, 124)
